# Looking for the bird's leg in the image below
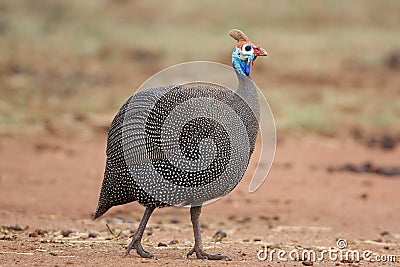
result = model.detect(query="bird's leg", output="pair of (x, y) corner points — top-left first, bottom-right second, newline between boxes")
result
(186, 205), (230, 260)
(126, 206), (155, 258)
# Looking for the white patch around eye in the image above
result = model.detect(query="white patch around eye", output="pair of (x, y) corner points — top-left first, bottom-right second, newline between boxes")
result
(241, 44), (254, 55)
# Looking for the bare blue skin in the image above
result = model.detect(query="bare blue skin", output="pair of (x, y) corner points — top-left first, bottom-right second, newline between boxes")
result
(231, 46), (256, 76)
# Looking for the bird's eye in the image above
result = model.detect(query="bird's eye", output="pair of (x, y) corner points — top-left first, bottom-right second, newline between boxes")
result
(241, 44), (254, 55)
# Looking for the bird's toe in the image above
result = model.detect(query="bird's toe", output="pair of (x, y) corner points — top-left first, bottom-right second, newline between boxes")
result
(126, 239), (154, 258)
(187, 246), (230, 260)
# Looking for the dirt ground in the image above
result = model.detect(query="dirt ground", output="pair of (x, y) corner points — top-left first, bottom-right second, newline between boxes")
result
(0, 134), (399, 267)
(1, 2), (400, 266)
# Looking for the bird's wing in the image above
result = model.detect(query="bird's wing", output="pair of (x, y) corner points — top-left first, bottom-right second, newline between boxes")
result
(105, 83), (257, 167)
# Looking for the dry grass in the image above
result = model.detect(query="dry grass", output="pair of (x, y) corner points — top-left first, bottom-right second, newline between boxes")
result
(1, 0), (400, 137)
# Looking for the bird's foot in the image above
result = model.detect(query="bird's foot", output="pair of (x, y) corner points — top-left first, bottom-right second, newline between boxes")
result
(186, 245), (230, 260)
(126, 236), (154, 258)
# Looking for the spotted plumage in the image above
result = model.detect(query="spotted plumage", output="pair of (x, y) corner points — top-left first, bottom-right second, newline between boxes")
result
(94, 29), (267, 260)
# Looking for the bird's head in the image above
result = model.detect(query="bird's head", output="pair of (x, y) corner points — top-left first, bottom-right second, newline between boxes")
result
(229, 29), (267, 76)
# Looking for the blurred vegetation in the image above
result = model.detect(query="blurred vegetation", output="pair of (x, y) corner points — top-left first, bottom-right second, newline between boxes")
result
(0, 0), (400, 138)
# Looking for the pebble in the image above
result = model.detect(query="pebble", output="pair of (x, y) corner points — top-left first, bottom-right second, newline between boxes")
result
(381, 135), (396, 149)
(328, 162), (400, 177)
(376, 167), (400, 176)
(9, 225), (23, 231)
(28, 232), (38, 237)
(35, 229), (47, 236)
(272, 215), (280, 221)
(61, 230), (73, 237)
(168, 239), (179, 245)
(88, 232), (97, 238)
(237, 216), (251, 224)
(157, 242), (167, 247)
(361, 132), (399, 150)
(170, 218), (179, 224)
(380, 231), (390, 236)
(385, 52), (400, 69)
(302, 261), (313, 266)
(212, 231), (227, 242)
(227, 215), (236, 221)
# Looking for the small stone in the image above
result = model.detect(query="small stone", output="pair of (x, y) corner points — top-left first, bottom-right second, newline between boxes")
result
(9, 225), (23, 231)
(28, 232), (38, 237)
(170, 218), (179, 224)
(35, 229), (47, 236)
(360, 193), (368, 199)
(383, 246), (390, 250)
(157, 242), (167, 247)
(212, 231), (227, 242)
(253, 238), (261, 242)
(360, 162), (373, 172)
(242, 239), (250, 242)
(168, 239), (179, 245)
(227, 215), (236, 221)
(380, 231), (390, 236)
(341, 259), (354, 263)
(376, 167), (400, 176)
(327, 166), (335, 172)
(237, 216), (251, 224)
(381, 135), (396, 150)
(88, 232), (97, 238)
(385, 52), (400, 69)
(49, 251), (58, 256)
(61, 230), (73, 237)
(302, 261), (313, 266)
(272, 215), (280, 221)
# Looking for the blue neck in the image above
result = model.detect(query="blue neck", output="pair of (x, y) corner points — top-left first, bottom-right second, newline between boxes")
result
(231, 47), (253, 76)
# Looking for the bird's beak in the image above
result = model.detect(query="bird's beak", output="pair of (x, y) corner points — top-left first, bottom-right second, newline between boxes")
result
(257, 47), (268, 57)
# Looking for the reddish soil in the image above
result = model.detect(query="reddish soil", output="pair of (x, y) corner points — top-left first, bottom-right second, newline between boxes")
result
(0, 135), (399, 266)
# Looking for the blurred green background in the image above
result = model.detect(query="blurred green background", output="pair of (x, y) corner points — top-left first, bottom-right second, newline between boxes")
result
(1, 0), (399, 138)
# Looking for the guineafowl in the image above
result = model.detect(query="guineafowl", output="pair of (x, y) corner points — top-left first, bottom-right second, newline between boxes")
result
(94, 29), (267, 260)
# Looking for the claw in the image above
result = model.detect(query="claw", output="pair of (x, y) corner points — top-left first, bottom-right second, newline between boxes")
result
(126, 237), (154, 258)
(186, 246), (230, 260)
